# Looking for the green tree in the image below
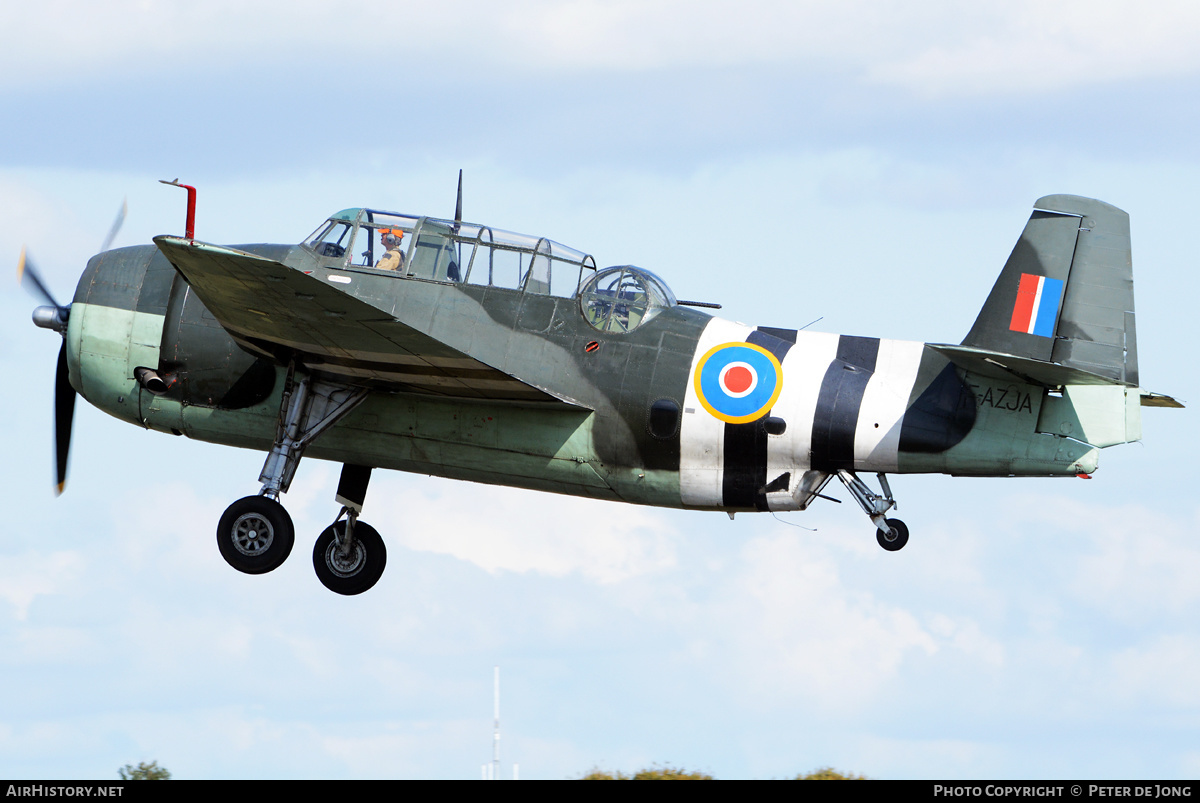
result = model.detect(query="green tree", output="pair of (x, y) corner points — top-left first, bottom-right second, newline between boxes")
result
(580, 764), (867, 780)
(794, 767), (867, 780)
(579, 767), (629, 780)
(580, 764), (712, 779)
(118, 761), (171, 780)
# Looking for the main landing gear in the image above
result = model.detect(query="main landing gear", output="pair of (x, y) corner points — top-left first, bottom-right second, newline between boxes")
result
(314, 515), (387, 596)
(214, 369), (386, 594)
(835, 470), (909, 552)
(311, 465), (387, 596)
(216, 495), (295, 574)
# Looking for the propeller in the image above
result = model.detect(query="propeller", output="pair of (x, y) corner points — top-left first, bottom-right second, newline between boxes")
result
(19, 200), (127, 494)
(53, 342), (75, 495)
(18, 247), (68, 330)
(99, 198), (127, 253)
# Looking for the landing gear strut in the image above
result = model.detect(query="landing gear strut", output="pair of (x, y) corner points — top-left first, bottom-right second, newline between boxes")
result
(836, 470), (909, 551)
(215, 368), (388, 593)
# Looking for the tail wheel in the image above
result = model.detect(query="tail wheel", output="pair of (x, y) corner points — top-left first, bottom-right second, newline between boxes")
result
(217, 496), (295, 574)
(313, 520), (386, 595)
(876, 518), (909, 552)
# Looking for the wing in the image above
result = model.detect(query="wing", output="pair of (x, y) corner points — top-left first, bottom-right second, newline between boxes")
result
(154, 236), (583, 406)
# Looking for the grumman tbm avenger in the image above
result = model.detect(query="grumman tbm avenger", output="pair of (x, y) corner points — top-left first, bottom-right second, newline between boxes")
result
(21, 181), (1182, 594)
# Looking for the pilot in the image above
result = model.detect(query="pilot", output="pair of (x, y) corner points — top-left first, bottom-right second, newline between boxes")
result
(376, 229), (406, 271)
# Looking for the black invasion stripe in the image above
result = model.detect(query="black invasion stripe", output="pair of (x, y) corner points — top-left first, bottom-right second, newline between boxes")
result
(756, 326), (798, 345)
(722, 329), (795, 510)
(810, 335), (880, 471)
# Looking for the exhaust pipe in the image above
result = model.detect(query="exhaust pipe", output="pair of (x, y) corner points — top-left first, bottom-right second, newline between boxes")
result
(134, 367), (171, 395)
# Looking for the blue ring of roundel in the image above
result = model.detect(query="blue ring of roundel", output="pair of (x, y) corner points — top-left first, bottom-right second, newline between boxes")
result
(695, 343), (782, 424)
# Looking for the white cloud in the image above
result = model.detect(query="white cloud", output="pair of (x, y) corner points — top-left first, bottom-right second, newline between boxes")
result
(865, 2), (1200, 98)
(714, 533), (939, 710)
(321, 720), (480, 777)
(0, 550), (85, 621)
(1024, 496), (1200, 623)
(371, 480), (679, 584)
(1106, 634), (1200, 708)
(7, 1), (1200, 98)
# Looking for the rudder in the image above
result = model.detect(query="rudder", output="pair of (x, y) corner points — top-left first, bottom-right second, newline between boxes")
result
(962, 195), (1137, 386)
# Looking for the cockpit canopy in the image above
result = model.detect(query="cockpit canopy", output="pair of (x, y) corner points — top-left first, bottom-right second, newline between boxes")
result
(303, 209), (678, 331)
(303, 208), (599, 297)
(579, 266), (677, 333)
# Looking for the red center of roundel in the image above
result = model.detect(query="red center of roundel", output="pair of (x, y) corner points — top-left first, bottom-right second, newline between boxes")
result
(723, 365), (754, 394)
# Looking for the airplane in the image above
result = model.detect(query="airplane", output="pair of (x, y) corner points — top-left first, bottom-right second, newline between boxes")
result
(20, 180), (1182, 595)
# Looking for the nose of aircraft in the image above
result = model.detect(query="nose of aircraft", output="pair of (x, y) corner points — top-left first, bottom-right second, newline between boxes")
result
(32, 304), (68, 332)
(17, 252), (78, 496)
(17, 197), (125, 496)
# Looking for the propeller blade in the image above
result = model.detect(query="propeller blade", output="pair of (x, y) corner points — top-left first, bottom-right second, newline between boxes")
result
(54, 341), (76, 496)
(99, 198), (128, 253)
(17, 247), (65, 311)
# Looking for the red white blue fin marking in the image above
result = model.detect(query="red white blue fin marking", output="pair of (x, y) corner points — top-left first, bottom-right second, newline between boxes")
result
(1009, 273), (1064, 338)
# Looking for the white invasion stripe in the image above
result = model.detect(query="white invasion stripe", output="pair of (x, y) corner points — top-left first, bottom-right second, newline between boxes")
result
(1027, 275), (1045, 334)
(853, 338), (925, 472)
(768, 330), (839, 483)
(680, 316), (755, 508)
(764, 330), (839, 511)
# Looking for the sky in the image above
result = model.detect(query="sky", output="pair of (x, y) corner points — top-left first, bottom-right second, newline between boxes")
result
(1, 0), (1199, 780)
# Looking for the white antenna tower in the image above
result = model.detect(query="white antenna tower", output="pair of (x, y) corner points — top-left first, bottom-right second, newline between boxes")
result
(481, 666), (519, 780)
(493, 665), (500, 781)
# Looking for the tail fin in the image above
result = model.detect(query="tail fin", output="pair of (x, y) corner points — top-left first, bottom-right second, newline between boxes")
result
(962, 195), (1137, 386)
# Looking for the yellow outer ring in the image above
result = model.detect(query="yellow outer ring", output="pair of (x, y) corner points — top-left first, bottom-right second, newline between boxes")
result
(693, 341), (784, 424)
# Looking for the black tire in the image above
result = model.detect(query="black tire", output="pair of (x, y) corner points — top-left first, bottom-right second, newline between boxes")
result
(876, 518), (909, 552)
(313, 520), (386, 595)
(217, 496), (295, 574)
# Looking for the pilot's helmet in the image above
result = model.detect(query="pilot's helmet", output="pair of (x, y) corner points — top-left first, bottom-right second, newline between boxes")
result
(381, 228), (404, 249)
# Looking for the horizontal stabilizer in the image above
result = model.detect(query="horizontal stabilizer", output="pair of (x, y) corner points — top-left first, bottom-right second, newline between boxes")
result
(154, 236), (587, 407)
(1140, 391), (1184, 409)
(929, 343), (1129, 388)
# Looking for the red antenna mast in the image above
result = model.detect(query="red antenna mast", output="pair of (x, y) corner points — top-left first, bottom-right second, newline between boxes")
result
(158, 179), (197, 240)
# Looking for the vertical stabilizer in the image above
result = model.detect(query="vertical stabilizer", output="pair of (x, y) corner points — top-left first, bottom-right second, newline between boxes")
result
(962, 195), (1137, 386)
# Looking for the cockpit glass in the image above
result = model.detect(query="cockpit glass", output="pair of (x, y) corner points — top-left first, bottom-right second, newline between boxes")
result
(302, 208), (599, 296)
(305, 221), (354, 258)
(579, 266), (676, 333)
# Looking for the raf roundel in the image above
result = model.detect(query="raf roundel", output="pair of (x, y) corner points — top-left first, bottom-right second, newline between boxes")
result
(694, 342), (783, 424)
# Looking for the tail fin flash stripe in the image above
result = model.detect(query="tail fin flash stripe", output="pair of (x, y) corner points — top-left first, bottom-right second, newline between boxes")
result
(1009, 273), (1064, 337)
(1009, 273), (1040, 333)
(964, 196), (1136, 385)
(1032, 277), (1064, 337)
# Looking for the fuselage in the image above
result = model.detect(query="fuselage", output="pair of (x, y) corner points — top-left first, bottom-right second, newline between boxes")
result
(64, 237), (1100, 515)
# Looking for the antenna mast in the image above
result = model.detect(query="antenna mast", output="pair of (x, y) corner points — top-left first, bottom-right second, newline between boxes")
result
(481, 666), (517, 779)
(492, 665), (500, 780)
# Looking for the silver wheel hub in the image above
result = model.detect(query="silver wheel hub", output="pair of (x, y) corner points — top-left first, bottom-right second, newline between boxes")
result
(325, 539), (366, 577)
(232, 513), (274, 556)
